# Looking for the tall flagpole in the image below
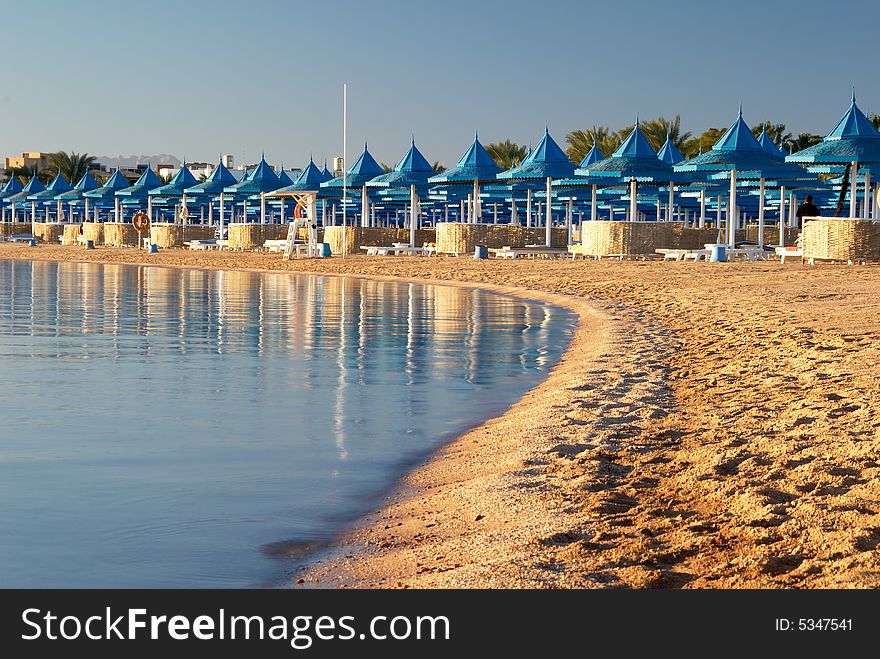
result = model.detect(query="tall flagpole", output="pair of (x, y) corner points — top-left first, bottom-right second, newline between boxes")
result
(342, 83), (348, 258)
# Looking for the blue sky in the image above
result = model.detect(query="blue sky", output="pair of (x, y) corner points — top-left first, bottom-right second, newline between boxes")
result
(1, 0), (877, 169)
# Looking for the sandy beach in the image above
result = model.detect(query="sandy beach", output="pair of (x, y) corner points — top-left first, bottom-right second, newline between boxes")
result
(3, 243), (879, 589)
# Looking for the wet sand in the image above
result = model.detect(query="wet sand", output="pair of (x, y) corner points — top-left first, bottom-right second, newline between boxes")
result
(3, 244), (879, 588)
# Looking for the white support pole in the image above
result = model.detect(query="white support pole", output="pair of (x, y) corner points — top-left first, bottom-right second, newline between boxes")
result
(778, 185), (786, 246)
(466, 193), (472, 223)
(727, 170), (737, 247)
(566, 197), (573, 245)
(667, 183), (675, 223)
(629, 178), (637, 225)
(545, 176), (553, 246)
(410, 184), (417, 247)
(260, 192), (266, 225)
(84, 198), (89, 223)
(147, 196), (152, 223)
(716, 195), (722, 229)
(361, 184), (368, 228)
(473, 179), (480, 225)
(526, 189), (532, 228)
(758, 178), (765, 248)
(342, 82), (348, 258)
(493, 203), (498, 224)
(699, 189), (706, 228)
(444, 204), (448, 223)
(863, 172), (871, 219)
(591, 184), (597, 222)
(279, 194), (285, 225)
(219, 193), (225, 237)
(849, 161), (858, 218)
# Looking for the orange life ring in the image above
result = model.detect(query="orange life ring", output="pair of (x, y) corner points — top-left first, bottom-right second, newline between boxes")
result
(294, 201), (307, 220)
(132, 211), (150, 232)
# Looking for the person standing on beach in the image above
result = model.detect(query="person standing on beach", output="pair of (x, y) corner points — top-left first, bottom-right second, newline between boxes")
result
(796, 195), (820, 223)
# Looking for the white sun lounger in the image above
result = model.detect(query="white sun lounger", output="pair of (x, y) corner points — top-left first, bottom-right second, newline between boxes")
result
(775, 246), (803, 263)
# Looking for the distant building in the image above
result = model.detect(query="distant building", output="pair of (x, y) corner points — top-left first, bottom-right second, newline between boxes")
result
(222, 154), (234, 169)
(4, 151), (53, 172)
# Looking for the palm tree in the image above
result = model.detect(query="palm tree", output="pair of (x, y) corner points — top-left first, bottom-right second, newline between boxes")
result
(431, 161), (446, 173)
(751, 122), (792, 150)
(870, 114), (880, 131)
(10, 165), (50, 185)
(565, 127), (620, 164)
(380, 163), (394, 173)
(682, 128), (726, 158)
(50, 151), (96, 183)
(639, 115), (692, 151)
(485, 140), (529, 169)
(788, 132), (823, 153)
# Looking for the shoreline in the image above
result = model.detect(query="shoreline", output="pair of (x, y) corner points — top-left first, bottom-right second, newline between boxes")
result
(3, 244), (879, 588)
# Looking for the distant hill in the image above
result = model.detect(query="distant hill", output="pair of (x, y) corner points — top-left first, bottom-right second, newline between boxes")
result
(93, 154), (182, 168)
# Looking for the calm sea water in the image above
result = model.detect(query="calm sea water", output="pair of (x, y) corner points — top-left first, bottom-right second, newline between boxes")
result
(0, 260), (575, 587)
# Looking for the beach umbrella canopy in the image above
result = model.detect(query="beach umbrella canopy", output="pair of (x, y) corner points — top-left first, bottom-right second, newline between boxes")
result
(277, 168), (295, 185)
(274, 157), (328, 193)
(367, 139), (434, 191)
(149, 163), (199, 197)
(0, 176), (24, 201)
(786, 93), (880, 170)
(4, 174), (45, 203)
(756, 129), (786, 159)
(496, 128), (575, 181)
(223, 156), (282, 195)
(578, 144), (604, 168)
(321, 161), (333, 181)
(26, 173), (72, 202)
(675, 108), (815, 181)
(657, 132), (686, 165)
(184, 160), (238, 196)
(561, 123), (682, 184)
(428, 133), (501, 184)
(115, 167), (163, 200)
(83, 169), (134, 202)
(321, 143), (383, 191)
(56, 171), (100, 201)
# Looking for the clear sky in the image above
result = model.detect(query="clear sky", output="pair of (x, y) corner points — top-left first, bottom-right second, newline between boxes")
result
(1, 0), (877, 169)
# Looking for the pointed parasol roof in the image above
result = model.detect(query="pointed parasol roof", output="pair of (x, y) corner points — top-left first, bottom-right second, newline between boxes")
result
(321, 161), (333, 181)
(83, 169), (135, 201)
(5, 174), (45, 203)
(185, 160), (238, 195)
(786, 92), (880, 167)
(497, 128), (575, 180)
(56, 171), (100, 201)
(562, 123), (681, 184)
(675, 107), (816, 180)
(657, 130), (685, 165)
(428, 133), (501, 183)
(578, 144), (604, 167)
(756, 129), (785, 159)
(321, 143), (384, 190)
(223, 156), (283, 195)
(367, 139), (434, 189)
(0, 176), (24, 201)
(27, 172), (72, 201)
(115, 166), (163, 199)
(277, 168), (294, 185)
(149, 163), (199, 197)
(273, 157), (328, 193)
